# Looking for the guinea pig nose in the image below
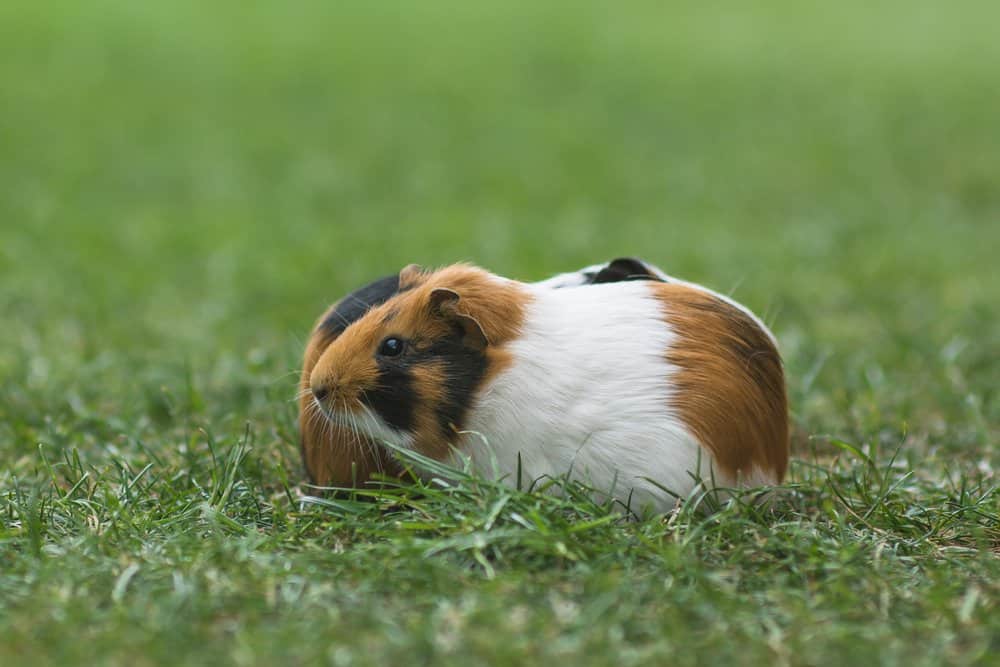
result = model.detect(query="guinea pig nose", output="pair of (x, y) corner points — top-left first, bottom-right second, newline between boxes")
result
(312, 385), (330, 402)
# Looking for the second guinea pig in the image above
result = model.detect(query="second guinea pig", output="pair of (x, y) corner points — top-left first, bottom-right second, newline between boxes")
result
(302, 262), (788, 512)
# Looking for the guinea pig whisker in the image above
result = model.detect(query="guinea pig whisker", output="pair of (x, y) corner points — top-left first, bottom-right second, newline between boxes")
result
(327, 402), (340, 446)
(304, 399), (335, 460)
(291, 387), (313, 403)
(343, 399), (362, 448)
(352, 408), (383, 471)
(308, 397), (331, 444)
(355, 390), (389, 457)
(269, 369), (307, 385)
(355, 401), (403, 453)
(357, 388), (375, 410)
(331, 397), (361, 449)
(351, 397), (382, 467)
(328, 310), (350, 328)
(343, 294), (377, 313)
(311, 396), (337, 444)
(320, 407), (337, 452)
(324, 294), (376, 332)
(344, 398), (361, 440)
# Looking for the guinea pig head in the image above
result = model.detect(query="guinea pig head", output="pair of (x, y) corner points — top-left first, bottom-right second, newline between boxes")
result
(308, 264), (530, 460)
(299, 274), (404, 488)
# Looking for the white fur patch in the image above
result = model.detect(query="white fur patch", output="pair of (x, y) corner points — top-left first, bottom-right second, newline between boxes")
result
(318, 399), (416, 451)
(532, 265), (600, 289)
(458, 281), (712, 513)
(537, 259), (778, 347)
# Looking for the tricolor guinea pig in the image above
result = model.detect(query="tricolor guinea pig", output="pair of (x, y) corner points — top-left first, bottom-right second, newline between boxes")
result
(301, 261), (788, 511)
(299, 258), (669, 488)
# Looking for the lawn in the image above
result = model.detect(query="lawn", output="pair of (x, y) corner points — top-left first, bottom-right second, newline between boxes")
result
(1, 1), (998, 665)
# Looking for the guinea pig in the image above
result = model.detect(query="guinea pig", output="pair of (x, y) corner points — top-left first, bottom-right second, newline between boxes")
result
(302, 262), (788, 511)
(299, 258), (673, 488)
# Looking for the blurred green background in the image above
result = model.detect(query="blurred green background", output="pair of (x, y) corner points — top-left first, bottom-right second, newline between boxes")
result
(1, 0), (998, 479)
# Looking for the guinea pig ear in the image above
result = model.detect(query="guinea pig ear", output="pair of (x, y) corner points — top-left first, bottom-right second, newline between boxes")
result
(399, 264), (426, 289)
(429, 288), (489, 350)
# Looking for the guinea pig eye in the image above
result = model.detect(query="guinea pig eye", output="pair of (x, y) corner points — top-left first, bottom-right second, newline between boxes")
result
(378, 337), (405, 357)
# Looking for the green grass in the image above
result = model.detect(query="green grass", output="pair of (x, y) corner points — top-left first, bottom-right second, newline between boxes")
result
(1, 0), (998, 664)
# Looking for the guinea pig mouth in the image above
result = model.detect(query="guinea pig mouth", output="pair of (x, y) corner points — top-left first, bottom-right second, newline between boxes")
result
(312, 397), (414, 450)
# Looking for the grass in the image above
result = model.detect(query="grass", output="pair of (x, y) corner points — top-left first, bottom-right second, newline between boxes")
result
(1, 0), (998, 664)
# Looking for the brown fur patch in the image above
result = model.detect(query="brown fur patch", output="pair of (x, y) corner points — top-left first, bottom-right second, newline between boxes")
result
(651, 284), (789, 484)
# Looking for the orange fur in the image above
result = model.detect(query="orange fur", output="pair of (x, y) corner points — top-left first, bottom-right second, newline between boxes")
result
(651, 284), (789, 483)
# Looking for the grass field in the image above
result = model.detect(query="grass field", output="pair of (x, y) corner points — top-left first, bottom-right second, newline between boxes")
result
(1, 1), (998, 664)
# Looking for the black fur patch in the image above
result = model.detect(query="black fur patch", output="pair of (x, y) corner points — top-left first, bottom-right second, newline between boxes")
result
(592, 257), (664, 284)
(319, 274), (402, 337)
(364, 329), (487, 439)
(365, 360), (417, 433)
(425, 333), (489, 438)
